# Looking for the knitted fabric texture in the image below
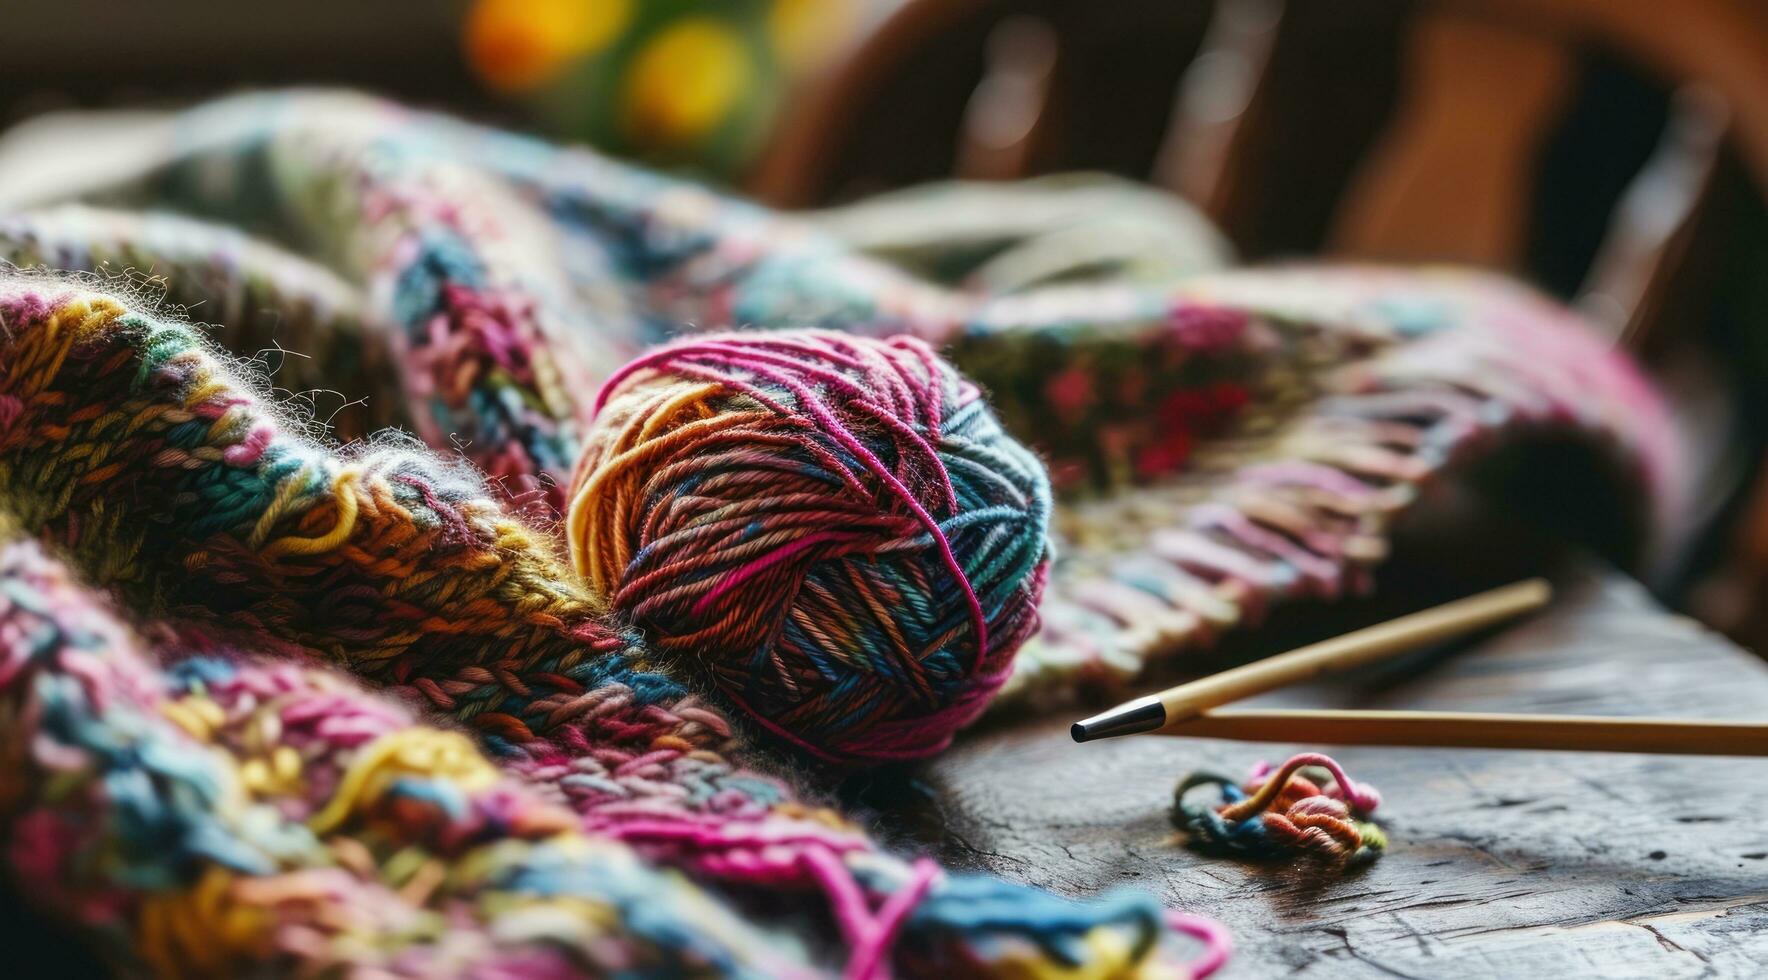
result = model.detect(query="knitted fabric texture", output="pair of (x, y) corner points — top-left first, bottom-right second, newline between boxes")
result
(0, 206), (402, 444)
(0, 528), (815, 977)
(0, 282), (1223, 978)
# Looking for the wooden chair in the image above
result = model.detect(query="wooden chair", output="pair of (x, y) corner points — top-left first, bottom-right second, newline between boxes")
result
(754, 0), (1766, 336)
(746, 0), (1768, 647)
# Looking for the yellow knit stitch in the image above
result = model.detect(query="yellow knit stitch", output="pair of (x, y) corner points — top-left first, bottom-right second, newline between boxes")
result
(309, 728), (500, 834)
(161, 695), (227, 741)
(261, 470), (362, 558)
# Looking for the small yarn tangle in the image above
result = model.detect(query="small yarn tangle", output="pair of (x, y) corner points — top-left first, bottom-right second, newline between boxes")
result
(1173, 753), (1386, 865)
(567, 330), (1052, 764)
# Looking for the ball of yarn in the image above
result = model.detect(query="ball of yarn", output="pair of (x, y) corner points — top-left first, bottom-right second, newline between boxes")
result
(566, 330), (1051, 764)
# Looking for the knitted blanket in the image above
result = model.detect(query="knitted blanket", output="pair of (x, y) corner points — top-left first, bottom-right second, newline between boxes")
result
(0, 90), (1673, 977)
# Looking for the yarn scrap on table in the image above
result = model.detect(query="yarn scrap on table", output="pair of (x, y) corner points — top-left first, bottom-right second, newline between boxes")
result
(1173, 753), (1386, 865)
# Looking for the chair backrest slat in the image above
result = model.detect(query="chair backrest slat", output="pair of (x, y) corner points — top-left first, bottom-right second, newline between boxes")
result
(1577, 85), (1730, 349)
(955, 15), (1062, 181)
(1153, 0), (1286, 220)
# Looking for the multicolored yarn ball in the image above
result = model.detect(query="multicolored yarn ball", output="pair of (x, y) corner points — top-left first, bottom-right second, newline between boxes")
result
(567, 330), (1051, 764)
(1173, 753), (1386, 865)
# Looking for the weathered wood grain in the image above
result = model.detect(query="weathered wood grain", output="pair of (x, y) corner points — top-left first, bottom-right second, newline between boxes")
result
(866, 562), (1768, 978)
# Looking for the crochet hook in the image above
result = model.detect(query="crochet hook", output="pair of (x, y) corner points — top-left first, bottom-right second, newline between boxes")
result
(1072, 578), (1551, 742)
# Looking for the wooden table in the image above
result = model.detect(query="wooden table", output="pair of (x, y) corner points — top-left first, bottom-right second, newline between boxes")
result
(857, 558), (1768, 978)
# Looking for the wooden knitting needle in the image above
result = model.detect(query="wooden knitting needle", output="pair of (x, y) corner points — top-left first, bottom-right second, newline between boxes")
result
(1072, 579), (1552, 742)
(1154, 709), (1768, 756)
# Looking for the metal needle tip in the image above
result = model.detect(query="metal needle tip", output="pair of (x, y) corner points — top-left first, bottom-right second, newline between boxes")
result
(1071, 696), (1167, 742)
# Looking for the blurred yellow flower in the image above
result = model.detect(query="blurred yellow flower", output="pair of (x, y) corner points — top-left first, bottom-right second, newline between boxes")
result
(620, 18), (753, 148)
